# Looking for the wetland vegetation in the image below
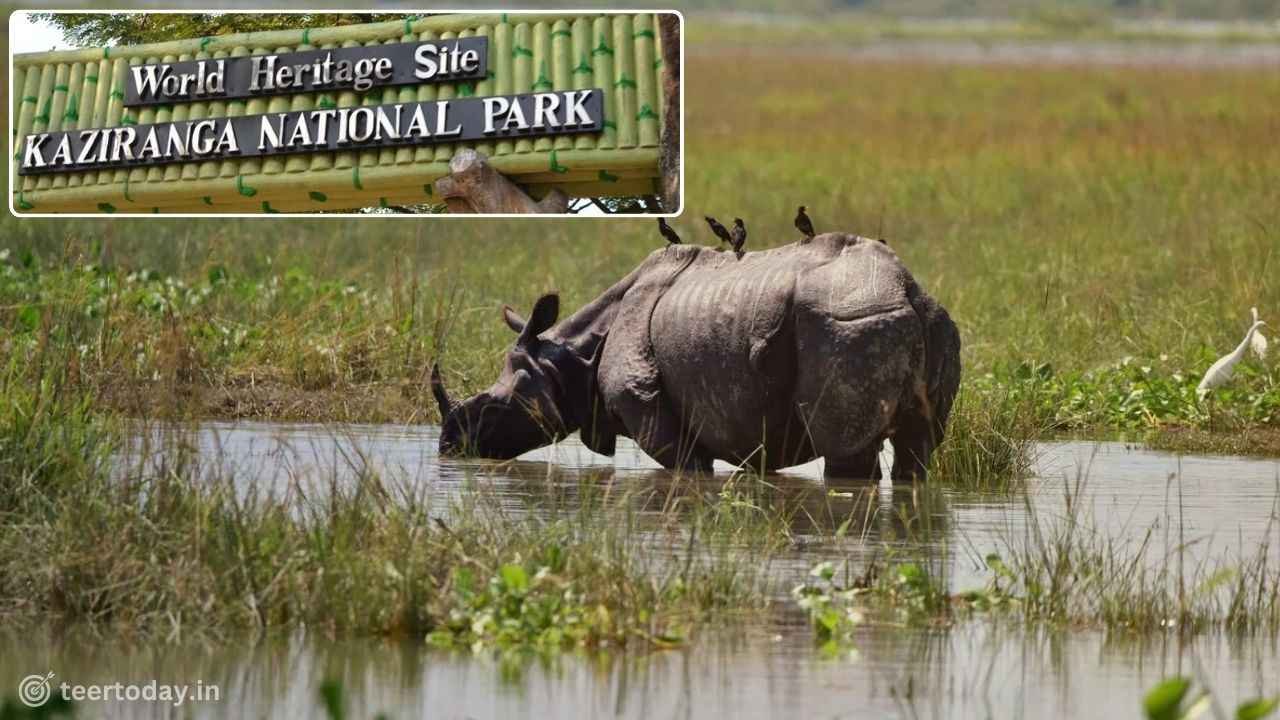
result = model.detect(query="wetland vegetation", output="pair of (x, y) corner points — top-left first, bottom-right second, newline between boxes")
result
(2, 13), (1279, 718)
(6, 41), (1278, 449)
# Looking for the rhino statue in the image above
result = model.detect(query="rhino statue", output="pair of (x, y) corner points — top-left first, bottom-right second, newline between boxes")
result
(431, 233), (961, 480)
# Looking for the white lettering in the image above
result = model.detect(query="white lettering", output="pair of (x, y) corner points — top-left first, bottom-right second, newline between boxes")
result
(533, 93), (560, 129)
(483, 97), (510, 134)
(49, 134), (73, 165)
(250, 55), (276, 91)
(375, 105), (402, 140)
(130, 65), (170, 99)
(564, 90), (594, 128)
(436, 100), (462, 137)
(258, 114), (286, 151)
(406, 105), (431, 138)
(22, 134), (48, 168)
(500, 99), (529, 132)
(215, 122), (238, 154)
(165, 124), (188, 157)
(77, 129), (100, 164)
(287, 115), (313, 146)
(137, 126), (162, 160)
(191, 120), (217, 154)
(349, 107), (375, 143)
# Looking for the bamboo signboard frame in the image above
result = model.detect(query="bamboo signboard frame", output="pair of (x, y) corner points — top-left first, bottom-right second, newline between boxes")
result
(10, 12), (676, 214)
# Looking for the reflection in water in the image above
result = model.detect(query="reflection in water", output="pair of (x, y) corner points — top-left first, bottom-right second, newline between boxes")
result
(4, 621), (1276, 719)
(19, 422), (1278, 718)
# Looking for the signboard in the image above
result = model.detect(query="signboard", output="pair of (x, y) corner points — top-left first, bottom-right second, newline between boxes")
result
(11, 12), (676, 214)
(20, 89), (603, 175)
(125, 38), (490, 106)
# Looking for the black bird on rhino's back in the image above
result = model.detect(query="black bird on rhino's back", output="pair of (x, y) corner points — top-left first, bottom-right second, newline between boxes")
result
(795, 206), (815, 242)
(705, 216), (732, 249)
(657, 217), (681, 246)
(729, 218), (747, 255)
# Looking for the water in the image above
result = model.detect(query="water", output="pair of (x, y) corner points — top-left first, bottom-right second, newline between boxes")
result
(6, 423), (1280, 718)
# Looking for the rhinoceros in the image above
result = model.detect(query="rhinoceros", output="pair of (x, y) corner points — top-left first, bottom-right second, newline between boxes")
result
(431, 233), (961, 479)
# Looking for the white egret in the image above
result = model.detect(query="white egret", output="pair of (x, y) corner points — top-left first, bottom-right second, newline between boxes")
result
(1196, 319), (1268, 400)
(1250, 307), (1268, 359)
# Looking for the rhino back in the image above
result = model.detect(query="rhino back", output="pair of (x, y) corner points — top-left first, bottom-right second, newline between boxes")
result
(646, 234), (913, 460)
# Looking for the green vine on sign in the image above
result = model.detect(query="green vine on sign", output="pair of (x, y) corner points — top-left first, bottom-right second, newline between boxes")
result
(236, 175), (258, 197)
(549, 150), (570, 174)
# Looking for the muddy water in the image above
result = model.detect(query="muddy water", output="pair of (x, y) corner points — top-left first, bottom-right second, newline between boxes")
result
(5, 423), (1279, 719)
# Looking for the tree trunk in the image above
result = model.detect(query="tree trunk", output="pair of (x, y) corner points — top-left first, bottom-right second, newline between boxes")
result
(657, 13), (682, 214)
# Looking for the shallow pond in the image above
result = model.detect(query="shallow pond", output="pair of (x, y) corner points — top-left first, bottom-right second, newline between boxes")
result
(4, 423), (1279, 718)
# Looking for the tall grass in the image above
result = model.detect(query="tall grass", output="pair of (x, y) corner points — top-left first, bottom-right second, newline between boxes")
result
(6, 52), (1278, 446)
(0, 329), (786, 641)
(999, 470), (1280, 634)
(791, 470), (1280, 638)
(928, 380), (1044, 488)
(8, 60), (1280, 372)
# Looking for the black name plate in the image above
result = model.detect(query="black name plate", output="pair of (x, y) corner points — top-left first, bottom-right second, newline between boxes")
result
(125, 37), (489, 107)
(20, 89), (602, 175)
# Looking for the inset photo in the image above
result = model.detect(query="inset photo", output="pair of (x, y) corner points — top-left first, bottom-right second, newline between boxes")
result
(9, 11), (683, 215)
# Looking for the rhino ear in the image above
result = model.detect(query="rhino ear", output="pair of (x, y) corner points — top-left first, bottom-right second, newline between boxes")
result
(518, 293), (560, 346)
(502, 305), (526, 334)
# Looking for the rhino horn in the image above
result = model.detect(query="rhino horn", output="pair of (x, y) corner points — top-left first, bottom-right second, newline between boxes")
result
(430, 363), (456, 418)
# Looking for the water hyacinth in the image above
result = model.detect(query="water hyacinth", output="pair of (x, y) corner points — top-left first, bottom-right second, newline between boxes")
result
(791, 562), (866, 648)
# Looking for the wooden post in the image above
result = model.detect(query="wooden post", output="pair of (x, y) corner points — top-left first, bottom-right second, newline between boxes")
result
(657, 13), (681, 214)
(434, 149), (569, 214)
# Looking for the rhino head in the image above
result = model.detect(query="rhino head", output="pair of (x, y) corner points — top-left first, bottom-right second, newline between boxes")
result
(433, 293), (600, 460)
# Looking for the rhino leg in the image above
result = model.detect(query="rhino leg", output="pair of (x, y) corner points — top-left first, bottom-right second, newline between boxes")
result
(824, 441), (883, 480)
(611, 392), (714, 473)
(891, 288), (962, 482)
(890, 408), (933, 481)
(793, 306), (921, 481)
(915, 292), (962, 453)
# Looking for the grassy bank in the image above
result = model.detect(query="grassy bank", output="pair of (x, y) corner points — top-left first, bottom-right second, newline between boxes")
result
(688, 12), (1280, 47)
(0, 336), (787, 644)
(794, 475), (1280, 640)
(5, 44), (1278, 452)
(2, 287), (1277, 643)
(5, 341), (1278, 644)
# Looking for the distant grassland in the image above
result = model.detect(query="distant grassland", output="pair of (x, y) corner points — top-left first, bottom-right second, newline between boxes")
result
(4, 40), (1279, 448)
(688, 12), (1280, 46)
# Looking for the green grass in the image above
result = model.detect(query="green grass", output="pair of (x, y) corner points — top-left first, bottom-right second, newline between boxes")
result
(5, 45), (1278, 455)
(688, 11), (1280, 47)
(3, 320), (1279, 647)
(928, 378), (1044, 488)
(0, 305), (789, 641)
(792, 468), (1280, 637)
(0, 411), (783, 645)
